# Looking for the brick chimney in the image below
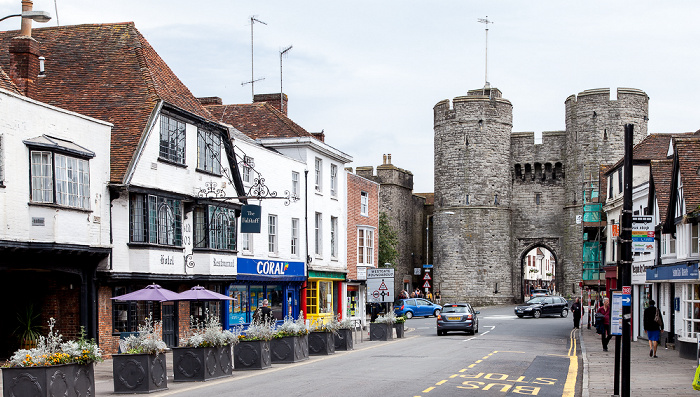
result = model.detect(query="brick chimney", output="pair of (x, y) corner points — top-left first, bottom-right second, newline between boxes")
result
(8, 0), (40, 97)
(253, 93), (288, 115)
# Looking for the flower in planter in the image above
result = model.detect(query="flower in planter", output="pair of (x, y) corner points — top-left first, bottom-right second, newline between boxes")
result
(273, 314), (309, 338)
(310, 316), (341, 334)
(181, 310), (239, 348)
(239, 317), (276, 341)
(4, 318), (103, 368)
(121, 313), (167, 355)
(373, 312), (397, 324)
(394, 315), (407, 324)
(336, 316), (354, 330)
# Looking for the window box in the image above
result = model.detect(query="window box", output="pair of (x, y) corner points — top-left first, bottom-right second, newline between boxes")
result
(113, 352), (167, 394)
(172, 346), (232, 382)
(270, 334), (309, 363)
(2, 363), (94, 397)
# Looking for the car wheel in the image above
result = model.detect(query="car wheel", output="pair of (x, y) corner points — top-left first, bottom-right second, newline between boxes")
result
(533, 310), (541, 319)
(405, 311), (413, 319)
(561, 308), (569, 318)
(516, 314), (524, 318)
(434, 309), (441, 317)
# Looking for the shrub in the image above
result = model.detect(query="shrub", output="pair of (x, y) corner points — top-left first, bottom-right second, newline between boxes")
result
(121, 314), (167, 355)
(181, 310), (239, 348)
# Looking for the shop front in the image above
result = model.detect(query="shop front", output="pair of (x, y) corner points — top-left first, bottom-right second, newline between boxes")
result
(646, 262), (698, 359)
(632, 259), (654, 341)
(306, 270), (346, 326)
(225, 258), (305, 328)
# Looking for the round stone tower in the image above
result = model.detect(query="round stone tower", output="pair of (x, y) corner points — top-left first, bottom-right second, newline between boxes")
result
(561, 88), (649, 296)
(433, 87), (514, 306)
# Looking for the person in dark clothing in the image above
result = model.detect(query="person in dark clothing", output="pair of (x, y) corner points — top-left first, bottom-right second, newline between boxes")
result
(597, 297), (612, 351)
(253, 299), (274, 324)
(571, 297), (584, 329)
(370, 302), (380, 323)
(644, 299), (664, 358)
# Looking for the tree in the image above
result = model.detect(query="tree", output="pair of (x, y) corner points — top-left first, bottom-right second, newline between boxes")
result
(378, 212), (398, 268)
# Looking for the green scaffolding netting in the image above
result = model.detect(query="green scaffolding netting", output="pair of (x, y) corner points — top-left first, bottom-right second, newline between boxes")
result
(582, 241), (601, 281)
(583, 203), (602, 222)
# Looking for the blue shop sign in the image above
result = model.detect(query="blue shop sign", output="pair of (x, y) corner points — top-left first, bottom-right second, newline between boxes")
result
(646, 263), (699, 281)
(236, 258), (306, 281)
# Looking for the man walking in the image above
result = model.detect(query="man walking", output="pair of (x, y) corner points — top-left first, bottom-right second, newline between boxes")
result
(571, 297), (583, 329)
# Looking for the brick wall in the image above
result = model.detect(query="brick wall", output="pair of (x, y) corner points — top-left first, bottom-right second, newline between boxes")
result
(44, 277), (80, 341)
(97, 286), (119, 358)
(346, 172), (380, 279)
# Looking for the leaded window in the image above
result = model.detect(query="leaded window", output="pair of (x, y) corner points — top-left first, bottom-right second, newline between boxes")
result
(194, 205), (236, 250)
(130, 193), (182, 246)
(197, 128), (221, 174)
(30, 150), (90, 209)
(159, 114), (186, 164)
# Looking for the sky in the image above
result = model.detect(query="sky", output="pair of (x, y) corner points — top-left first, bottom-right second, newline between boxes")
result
(1, 1), (699, 192)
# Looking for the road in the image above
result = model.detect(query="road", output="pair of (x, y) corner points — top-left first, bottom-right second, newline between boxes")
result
(140, 305), (582, 397)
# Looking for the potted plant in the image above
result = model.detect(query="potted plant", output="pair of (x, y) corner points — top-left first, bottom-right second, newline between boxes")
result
(14, 304), (42, 350)
(270, 314), (309, 363)
(334, 317), (354, 351)
(308, 318), (338, 356)
(370, 312), (396, 341)
(173, 311), (239, 382)
(394, 315), (406, 338)
(234, 318), (274, 370)
(112, 314), (168, 394)
(2, 318), (102, 397)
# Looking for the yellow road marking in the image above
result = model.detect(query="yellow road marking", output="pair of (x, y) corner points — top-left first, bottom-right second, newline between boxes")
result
(468, 364), (477, 368)
(563, 328), (578, 397)
(436, 380), (448, 385)
(475, 359), (483, 363)
(422, 387), (435, 393)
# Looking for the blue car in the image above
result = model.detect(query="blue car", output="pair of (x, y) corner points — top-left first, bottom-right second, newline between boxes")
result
(394, 298), (442, 319)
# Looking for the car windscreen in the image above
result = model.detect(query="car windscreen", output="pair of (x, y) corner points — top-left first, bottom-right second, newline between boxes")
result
(442, 306), (467, 313)
(527, 297), (546, 304)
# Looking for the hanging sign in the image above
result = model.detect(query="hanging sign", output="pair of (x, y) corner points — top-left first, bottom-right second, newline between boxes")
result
(240, 204), (262, 233)
(632, 216), (654, 253)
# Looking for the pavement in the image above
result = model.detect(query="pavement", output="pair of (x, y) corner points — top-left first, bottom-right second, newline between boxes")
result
(580, 323), (700, 396)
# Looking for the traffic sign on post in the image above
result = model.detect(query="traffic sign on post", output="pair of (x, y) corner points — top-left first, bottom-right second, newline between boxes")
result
(423, 273), (431, 280)
(423, 281), (431, 289)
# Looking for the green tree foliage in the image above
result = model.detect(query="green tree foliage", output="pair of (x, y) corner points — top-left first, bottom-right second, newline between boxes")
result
(378, 212), (398, 268)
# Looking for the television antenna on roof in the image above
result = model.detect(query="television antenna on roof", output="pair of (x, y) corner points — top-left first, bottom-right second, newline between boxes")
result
(477, 16), (493, 88)
(242, 16), (267, 101)
(280, 45), (293, 113)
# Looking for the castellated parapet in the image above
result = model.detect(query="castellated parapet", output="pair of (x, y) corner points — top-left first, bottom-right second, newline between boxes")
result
(433, 86), (649, 306)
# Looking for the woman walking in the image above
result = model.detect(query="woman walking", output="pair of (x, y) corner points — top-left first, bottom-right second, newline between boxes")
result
(644, 300), (664, 358)
(597, 297), (612, 351)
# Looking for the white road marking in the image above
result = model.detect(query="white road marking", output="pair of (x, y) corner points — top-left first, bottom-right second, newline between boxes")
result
(481, 315), (519, 320)
(463, 325), (495, 341)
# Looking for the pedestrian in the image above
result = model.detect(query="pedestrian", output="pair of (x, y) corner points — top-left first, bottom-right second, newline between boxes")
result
(644, 299), (664, 358)
(426, 290), (433, 301)
(597, 297), (612, 351)
(571, 297), (583, 329)
(435, 290), (441, 304)
(370, 302), (380, 323)
(252, 299), (274, 324)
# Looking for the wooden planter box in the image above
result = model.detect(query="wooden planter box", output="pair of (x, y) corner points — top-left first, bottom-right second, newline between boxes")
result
(2, 363), (94, 397)
(308, 331), (336, 355)
(334, 328), (354, 351)
(113, 352), (167, 394)
(172, 346), (233, 382)
(270, 335), (309, 363)
(370, 323), (395, 341)
(394, 323), (405, 338)
(233, 340), (271, 370)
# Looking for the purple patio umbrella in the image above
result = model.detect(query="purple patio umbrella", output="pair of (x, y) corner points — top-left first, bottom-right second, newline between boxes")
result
(110, 284), (180, 302)
(175, 286), (235, 301)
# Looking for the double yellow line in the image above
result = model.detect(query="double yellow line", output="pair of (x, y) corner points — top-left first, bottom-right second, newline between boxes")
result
(562, 328), (578, 397)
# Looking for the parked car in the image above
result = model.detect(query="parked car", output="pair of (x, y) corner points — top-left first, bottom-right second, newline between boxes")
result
(514, 296), (569, 318)
(394, 298), (442, 319)
(436, 303), (480, 336)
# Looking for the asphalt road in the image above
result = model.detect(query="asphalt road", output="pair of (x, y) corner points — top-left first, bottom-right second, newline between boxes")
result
(158, 304), (582, 397)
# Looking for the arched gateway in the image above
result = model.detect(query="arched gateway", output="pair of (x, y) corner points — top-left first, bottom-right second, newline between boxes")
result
(433, 86), (648, 305)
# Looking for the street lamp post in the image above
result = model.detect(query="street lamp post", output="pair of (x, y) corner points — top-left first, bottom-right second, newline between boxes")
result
(425, 211), (454, 294)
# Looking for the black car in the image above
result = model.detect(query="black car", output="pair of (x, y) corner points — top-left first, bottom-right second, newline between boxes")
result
(436, 303), (479, 335)
(514, 296), (569, 318)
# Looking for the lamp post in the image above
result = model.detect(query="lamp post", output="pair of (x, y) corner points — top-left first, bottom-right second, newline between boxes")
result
(426, 211), (454, 294)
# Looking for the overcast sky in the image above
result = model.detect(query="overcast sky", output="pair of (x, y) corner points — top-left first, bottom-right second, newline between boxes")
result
(2, 1), (699, 192)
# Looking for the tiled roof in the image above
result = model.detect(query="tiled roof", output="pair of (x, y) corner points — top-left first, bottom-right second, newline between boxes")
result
(0, 23), (214, 182)
(606, 133), (695, 172)
(650, 159), (673, 224)
(0, 66), (20, 94)
(673, 138), (700, 214)
(205, 102), (314, 140)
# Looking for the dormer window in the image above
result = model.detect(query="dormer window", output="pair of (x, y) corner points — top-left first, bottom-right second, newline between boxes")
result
(159, 114), (186, 165)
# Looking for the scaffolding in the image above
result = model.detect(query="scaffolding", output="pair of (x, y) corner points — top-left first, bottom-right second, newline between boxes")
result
(582, 170), (605, 284)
